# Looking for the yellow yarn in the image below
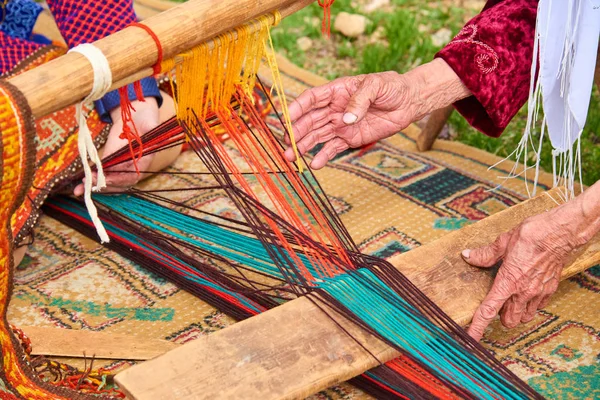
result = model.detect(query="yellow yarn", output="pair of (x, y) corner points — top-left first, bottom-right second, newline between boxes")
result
(159, 11), (302, 169)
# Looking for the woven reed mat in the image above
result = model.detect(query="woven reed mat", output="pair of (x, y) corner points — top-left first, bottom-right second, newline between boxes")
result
(8, 57), (599, 398)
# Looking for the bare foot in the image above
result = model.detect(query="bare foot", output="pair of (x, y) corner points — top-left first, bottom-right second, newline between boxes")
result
(13, 246), (27, 267)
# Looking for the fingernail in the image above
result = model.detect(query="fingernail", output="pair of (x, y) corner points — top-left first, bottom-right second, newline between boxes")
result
(462, 249), (471, 259)
(343, 113), (358, 125)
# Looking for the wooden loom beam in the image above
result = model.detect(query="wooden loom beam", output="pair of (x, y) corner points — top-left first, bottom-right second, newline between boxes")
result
(6, 0), (316, 118)
(115, 187), (600, 399)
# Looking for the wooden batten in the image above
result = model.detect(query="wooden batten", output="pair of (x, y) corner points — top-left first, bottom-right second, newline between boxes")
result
(115, 187), (600, 399)
(21, 326), (179, 361)
(6, 0), (316, 118)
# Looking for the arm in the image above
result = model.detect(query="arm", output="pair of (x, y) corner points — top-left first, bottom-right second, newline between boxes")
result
(463, 181), (600, 340)
(283, 0), (538, 168)
(43, 1), (176, 191)
(435, 0), (539, 137)
(283, 59), (471, 169)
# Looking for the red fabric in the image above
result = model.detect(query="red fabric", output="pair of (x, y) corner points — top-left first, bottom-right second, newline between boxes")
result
(0, 0), (136, 75)
(436, 0), (539, 137)
(45, 0), (137, 48)
(0, 31), (43, 75)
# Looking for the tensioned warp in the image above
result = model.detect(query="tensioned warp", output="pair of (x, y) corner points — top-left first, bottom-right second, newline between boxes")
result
(43, 61), (541, 399)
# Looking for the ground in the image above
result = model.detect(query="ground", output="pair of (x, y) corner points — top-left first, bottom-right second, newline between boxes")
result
(175, 0), (600, 186)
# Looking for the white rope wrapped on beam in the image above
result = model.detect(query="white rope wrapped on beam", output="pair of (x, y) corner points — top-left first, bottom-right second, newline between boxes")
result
(68, 43), (113, 243)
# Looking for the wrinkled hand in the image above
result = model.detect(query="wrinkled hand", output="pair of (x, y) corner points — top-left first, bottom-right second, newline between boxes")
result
(284, 71), (420, 169)
(74, 98), (160, 196)
(462, 196), (599, 341)
(284, 59), (471, 170)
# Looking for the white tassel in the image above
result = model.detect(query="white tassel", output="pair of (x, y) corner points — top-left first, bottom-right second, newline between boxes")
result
(490, 0), (599, 200)
(68, 44), (113, 243)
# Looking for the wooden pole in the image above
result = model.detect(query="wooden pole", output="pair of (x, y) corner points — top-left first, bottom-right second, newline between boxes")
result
(6, 0), (316, 118)
(416, 105), (454, 152)
(115, 187), (600, 400)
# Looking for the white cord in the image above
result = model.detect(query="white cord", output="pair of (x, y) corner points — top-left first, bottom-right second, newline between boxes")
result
(68, 43), (113, 243)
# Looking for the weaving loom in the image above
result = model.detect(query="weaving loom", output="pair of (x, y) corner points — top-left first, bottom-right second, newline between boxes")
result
(1, 1), (600, 399)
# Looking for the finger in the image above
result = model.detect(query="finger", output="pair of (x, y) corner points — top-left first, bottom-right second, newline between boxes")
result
(521, 294), (543, 323)
(73, 183), (84, 197)
(344, 77), (381, 125)
(104, 172), (139, 188)
(467, 276), (515, 341)
(73, 171), (99, 196)
(288, 83), (338, 122)
(521, 267), (558, 323)
(310, 137), (349, 170)
(538, 273), (560, 309)
(462, 230), (512, 268)
(500, 293), (529, 328)
(289, 107), (335, 145)
(284, 123), (334, 162)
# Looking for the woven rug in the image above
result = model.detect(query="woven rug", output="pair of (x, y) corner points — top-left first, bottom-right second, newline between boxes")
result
(5, 54), (600, 399)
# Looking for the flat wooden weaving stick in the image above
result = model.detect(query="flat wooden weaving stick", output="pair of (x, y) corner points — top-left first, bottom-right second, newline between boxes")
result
(115, 187), (600, 400)
(21, 326), (179, 361)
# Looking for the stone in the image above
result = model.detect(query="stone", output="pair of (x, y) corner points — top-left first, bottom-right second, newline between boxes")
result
(334, 12), (368, 38)
(363, 0), (390, 13)
(370, 26), (385, 42)
(431, 28), (452, 47)
(296, 36), (313, 52)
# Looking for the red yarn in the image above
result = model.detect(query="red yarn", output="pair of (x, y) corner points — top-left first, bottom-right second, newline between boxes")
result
(118, 86), (144, 174)
(318, 0), (335, 38)
(129, 21), (163, 75)
(115, 22), (164, 174)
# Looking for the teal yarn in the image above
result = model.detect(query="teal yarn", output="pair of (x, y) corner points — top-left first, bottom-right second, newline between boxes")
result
(93, 194), (318, 283)
(92, 194), (531, 398)
(318, 269), (527, 400)
(55, 197), (264, 314)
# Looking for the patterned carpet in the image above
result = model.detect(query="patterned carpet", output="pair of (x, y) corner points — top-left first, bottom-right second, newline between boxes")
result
(8, 58), (600, 399)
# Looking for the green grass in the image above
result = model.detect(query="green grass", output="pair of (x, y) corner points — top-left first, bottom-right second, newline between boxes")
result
(270, 1), (599, 186)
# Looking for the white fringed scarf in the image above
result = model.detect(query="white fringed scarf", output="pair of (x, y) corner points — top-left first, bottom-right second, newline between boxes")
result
(501, 0), (600, 201)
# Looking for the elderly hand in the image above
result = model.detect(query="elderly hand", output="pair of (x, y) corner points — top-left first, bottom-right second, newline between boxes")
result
(463, 182), (600, 341)
(74, 97), (161, 196)
(284, 59), (470, 169)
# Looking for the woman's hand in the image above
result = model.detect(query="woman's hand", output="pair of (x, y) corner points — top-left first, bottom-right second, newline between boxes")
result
(74, 97), (162, 196)
(463, 183), (600, 341)
(284, 58), (470, 169)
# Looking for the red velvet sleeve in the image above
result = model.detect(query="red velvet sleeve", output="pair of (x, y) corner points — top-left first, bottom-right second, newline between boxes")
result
(435, 0), (539, 137)
(45, 0), (137, 48)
